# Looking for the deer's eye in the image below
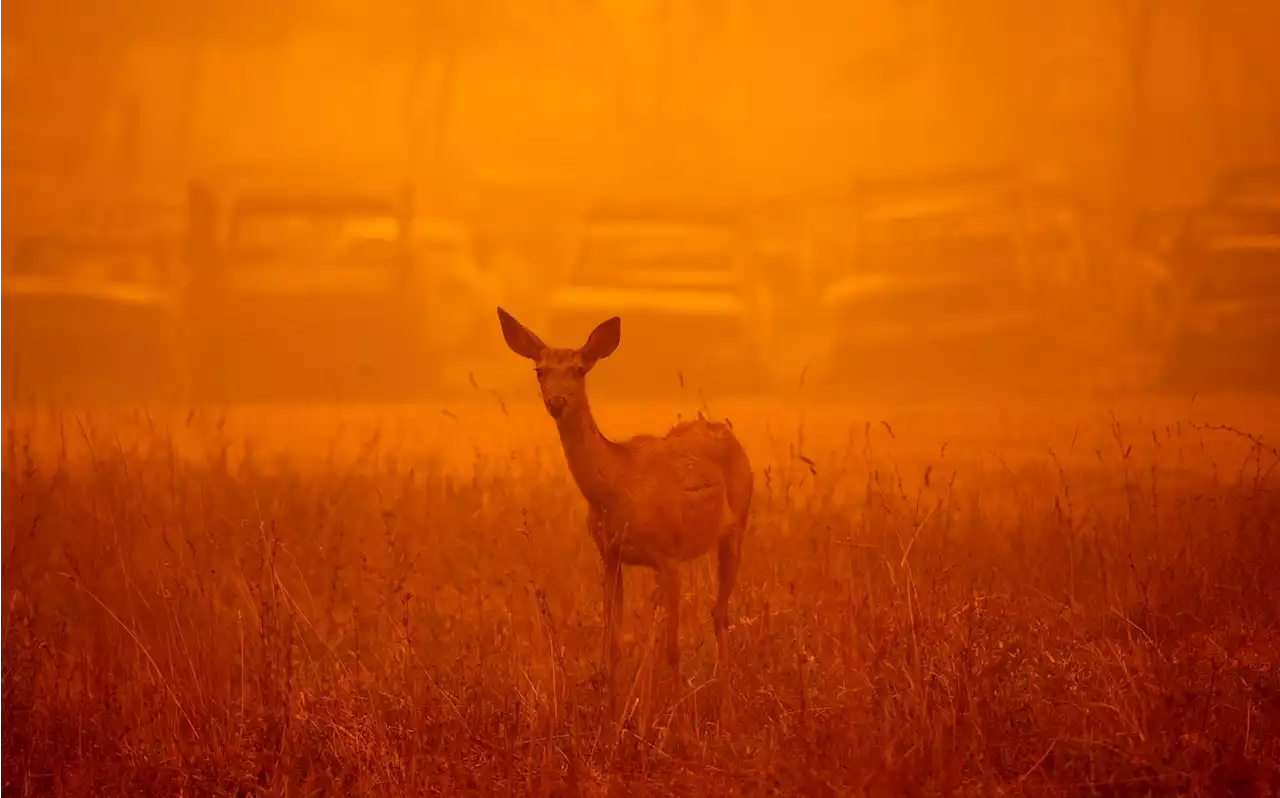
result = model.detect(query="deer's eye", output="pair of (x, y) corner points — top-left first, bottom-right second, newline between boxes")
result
(535, 367), (546, 378)
(574, 366), (587, 377)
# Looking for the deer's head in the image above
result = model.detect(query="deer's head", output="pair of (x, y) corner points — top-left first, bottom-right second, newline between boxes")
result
(497, 307), (620, 420)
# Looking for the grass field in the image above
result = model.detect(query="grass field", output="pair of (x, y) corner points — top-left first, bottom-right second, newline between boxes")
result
(3, 393), (1279, 796)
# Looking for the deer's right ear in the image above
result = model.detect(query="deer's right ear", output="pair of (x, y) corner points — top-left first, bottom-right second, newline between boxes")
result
(497, 307), (547, 359)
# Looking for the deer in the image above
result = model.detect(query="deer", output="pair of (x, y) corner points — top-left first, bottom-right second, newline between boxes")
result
(496, 307), (753, 726)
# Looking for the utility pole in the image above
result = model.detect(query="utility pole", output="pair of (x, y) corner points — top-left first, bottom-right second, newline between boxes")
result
(179, 0), (208, 183)
(1195, 0), (1223, 181)
(405, 0), (429, 188)
(1120, 0), (1156, 228)
(405, 0), (458, 198)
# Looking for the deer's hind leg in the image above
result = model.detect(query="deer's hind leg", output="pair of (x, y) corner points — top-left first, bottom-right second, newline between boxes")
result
(714, 517), (745, 727)
(713, 528), (741, 673)
(656, 560), (682, 683)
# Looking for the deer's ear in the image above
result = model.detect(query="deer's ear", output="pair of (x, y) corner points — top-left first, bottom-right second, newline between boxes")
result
(581, 316), (621, 368)
(497, 307), (547, 360)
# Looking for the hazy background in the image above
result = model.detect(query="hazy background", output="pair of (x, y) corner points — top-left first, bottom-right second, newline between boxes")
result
(8, 0), (1280, 196)
(4, 0), (1280, 405)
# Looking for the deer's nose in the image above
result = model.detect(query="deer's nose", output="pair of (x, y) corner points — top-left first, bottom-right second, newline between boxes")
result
(546, 396), (567, 417)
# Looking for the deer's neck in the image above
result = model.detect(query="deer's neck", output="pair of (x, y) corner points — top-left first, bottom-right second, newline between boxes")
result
(554, 398), (624, 507)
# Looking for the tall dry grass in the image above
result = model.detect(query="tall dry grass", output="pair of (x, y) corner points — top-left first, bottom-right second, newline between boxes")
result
(3, 399), (1279, 796)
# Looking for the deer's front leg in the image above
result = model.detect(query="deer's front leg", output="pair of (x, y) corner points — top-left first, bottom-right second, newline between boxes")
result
(591, 505), (622, 719)
(601, 553), (623, 722)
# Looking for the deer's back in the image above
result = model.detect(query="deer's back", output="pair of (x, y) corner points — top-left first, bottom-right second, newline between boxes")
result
(603, 419), (752, 564)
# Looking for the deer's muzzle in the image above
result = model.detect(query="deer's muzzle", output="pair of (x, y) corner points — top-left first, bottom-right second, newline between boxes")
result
(546, 396), (567, 418)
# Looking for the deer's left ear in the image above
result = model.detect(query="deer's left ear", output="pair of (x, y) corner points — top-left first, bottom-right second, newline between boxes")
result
(581, 316), (620, 368)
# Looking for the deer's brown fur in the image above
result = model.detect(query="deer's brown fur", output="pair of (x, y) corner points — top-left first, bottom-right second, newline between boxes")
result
(497, 307), (753, 726)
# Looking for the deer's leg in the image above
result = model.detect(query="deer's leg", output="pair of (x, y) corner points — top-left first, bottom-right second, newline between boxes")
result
(589, 509), (626, 738)
(656, 561), (682, 684)
(714, 530), (743, 727)
(714, 528), (742, 728)
(601, 553), (624, 721)
(714, 533), (741, 660)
